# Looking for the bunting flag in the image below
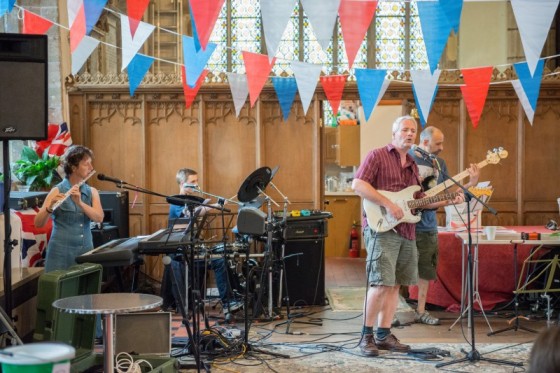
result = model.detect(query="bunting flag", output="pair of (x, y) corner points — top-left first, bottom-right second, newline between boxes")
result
(23, 10), (54, 34)
(411, 69), (441, 126)
(226, 72), (249, 118)
(417, 0), (452, 74)
(84, 0), (107, 35)
(338, 0), (377, 69)
(320, 75), (347, 117)
(181, 67), (208, 109)
(460, 66), (493, 128)
(261, 0), (297, 61)
(189, 2), (202, 52)
(120, 14), (155, 71)
(15, 209), (52, 268)
(441, 0), (463, 34)
(182, 35), (217, 88)
(513, 59), (545, 125)
(69, 3), (86, 52)
(511, 0), (560, 75)
(243, 51), (276, 107)
(300, 0), (341, 51)
(71, 35), (100, 74)
(272, 77), (298, 121)
(189, 0), (225, 51)
(127, 0), (150, 37)
(34, 122), (73, 157)
(291, 61), (323, 115)
(67, 0), (83, 27)
(127, 54), (154, 96)
(355, 68), (389, 122)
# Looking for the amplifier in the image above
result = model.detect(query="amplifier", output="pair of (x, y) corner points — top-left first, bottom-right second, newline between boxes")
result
(283, 219), (328, 240)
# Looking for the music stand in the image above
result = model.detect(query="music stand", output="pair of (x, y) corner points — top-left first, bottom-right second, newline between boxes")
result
(432, 164), (521, 369)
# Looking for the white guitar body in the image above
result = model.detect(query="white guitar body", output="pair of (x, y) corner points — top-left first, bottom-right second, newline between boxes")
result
(363, 185), (422, 232)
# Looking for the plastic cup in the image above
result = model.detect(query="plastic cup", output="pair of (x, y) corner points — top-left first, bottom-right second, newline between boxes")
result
(485, 226), (497, 241)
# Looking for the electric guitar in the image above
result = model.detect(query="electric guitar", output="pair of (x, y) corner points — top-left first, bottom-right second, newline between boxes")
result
(363, 186), (459, 232)
(424, 148), (508, 197)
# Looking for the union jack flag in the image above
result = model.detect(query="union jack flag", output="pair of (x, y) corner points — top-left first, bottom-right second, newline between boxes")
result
(34, 122), (73, 157)
(14, 209), (52, 268)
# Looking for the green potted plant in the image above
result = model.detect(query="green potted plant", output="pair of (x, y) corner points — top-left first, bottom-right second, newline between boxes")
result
(12, 146), (63, 191)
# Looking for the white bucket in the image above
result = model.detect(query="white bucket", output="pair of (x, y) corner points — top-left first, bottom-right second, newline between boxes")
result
(0, 342), (75, 373)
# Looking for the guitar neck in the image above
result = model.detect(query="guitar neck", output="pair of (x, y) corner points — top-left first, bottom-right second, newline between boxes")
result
(408, 192), (459, 210)
(425, 159), (489, 197)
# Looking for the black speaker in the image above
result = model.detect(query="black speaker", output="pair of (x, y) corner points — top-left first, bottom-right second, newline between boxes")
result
(279, 238), (325, 306)
(0, 33), (48, 140)
(99, 191), (130, 238)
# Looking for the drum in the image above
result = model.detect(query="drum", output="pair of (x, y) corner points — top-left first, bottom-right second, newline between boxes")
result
(210, 242), (247, 255)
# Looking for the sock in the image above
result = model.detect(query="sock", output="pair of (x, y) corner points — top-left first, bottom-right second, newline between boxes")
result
(376, 327), (390, 340)
(362, 325), (374, 335)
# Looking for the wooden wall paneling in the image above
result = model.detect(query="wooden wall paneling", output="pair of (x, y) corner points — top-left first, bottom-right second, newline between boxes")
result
(261, 99), (318, 210)
(465, 94), (520, 226)
(68, 94), (86, 145)
(523, 97), (560, 224)
(204, 99), (258, 205)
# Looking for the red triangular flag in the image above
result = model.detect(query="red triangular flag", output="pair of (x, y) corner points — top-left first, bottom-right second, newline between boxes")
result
(242, 51), (276, 107)
(320, 75), (347, 116)
(23, 10), (54, 34)
(339, 0), (377, 69)
(127, 0), (150, 37)
(460, 66), (493, 128)
(189, 0), (225, 50)
(70, 5), (86, 52)
(181, 66), (207, 108)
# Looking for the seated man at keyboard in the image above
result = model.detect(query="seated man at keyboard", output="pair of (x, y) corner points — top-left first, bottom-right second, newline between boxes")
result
(161, 168), (242, 315)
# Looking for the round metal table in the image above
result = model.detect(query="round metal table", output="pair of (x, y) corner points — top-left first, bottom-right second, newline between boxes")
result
(52, 293), (162, 373)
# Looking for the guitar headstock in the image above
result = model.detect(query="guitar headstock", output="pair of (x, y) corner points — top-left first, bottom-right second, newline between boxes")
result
(486, 147), (508, 164)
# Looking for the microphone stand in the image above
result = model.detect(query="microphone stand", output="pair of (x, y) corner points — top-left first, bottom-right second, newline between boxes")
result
(432, 159), (521, 369)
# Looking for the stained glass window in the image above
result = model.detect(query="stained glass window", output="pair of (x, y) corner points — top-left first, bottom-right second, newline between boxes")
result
(206, 1), (428, 78)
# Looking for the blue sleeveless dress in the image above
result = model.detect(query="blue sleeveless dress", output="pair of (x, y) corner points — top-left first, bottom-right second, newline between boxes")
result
(44, 178), (94, 272)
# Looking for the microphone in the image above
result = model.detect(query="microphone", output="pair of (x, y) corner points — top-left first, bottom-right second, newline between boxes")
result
(411, 144), (436, 160)
(182, 183), (199, 190)
(97, 174), (126, 185)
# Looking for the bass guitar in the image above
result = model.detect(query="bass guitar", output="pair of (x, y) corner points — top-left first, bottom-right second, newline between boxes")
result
(424, 148), (508, 197)
(363, 186), (459, 232)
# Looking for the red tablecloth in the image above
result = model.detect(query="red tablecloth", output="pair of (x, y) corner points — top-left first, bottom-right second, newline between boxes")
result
(408, 226), (554, 311)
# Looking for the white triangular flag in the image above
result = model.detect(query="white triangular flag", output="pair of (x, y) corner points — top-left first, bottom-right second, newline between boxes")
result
(291, 61), (323, 115)
(512, 80), (535, 125)
(300, 0), (341, 51)
(67, 0), (83, 27)
(120, 14), (155, 71)
(227, 72), (249, 118)
(261, 0), (297, 61)
(411, 69), (441, 126)
(511, 0), (560, 75)
(71, 35), (100, 74)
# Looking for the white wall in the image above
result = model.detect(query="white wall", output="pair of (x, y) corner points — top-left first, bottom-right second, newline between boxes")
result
(359, 104), (404, 162)
(459, 2), (509, 68)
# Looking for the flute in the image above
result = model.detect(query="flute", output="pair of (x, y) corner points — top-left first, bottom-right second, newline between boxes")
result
(50, 170), (96, 212)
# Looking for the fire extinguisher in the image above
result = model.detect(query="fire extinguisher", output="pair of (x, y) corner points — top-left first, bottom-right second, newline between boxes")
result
(349, 222), (359, 258)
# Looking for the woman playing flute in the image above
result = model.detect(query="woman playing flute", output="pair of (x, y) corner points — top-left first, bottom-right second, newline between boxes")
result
(35, 145), (104, 272)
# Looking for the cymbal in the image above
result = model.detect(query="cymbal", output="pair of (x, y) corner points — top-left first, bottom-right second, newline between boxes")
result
(166, 194), (205, 207)
(271, 166), (279, 180)
(237, 167), (272, 203)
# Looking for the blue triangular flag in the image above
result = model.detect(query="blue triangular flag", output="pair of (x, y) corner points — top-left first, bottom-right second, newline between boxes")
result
(8, 0), (15, 12)
(0, 0), (9, 16)
(127, 54), (154, 96)
(440, 0), (463, 34)
(189, 2), (202, 52)
(417, 1), (452, 73)
(355, 68), (388, 122)
(513, 59), (544, 111)
(271, 77), (298, 121)
(84, 0), (108, 35)
(182, 35), (216, 88)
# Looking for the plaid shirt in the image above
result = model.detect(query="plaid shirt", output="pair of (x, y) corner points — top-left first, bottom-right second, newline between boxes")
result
(355, 144), (421, 240)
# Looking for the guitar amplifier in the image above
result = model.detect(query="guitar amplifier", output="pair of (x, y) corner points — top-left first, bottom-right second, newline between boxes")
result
(283, 218), (328, 240)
